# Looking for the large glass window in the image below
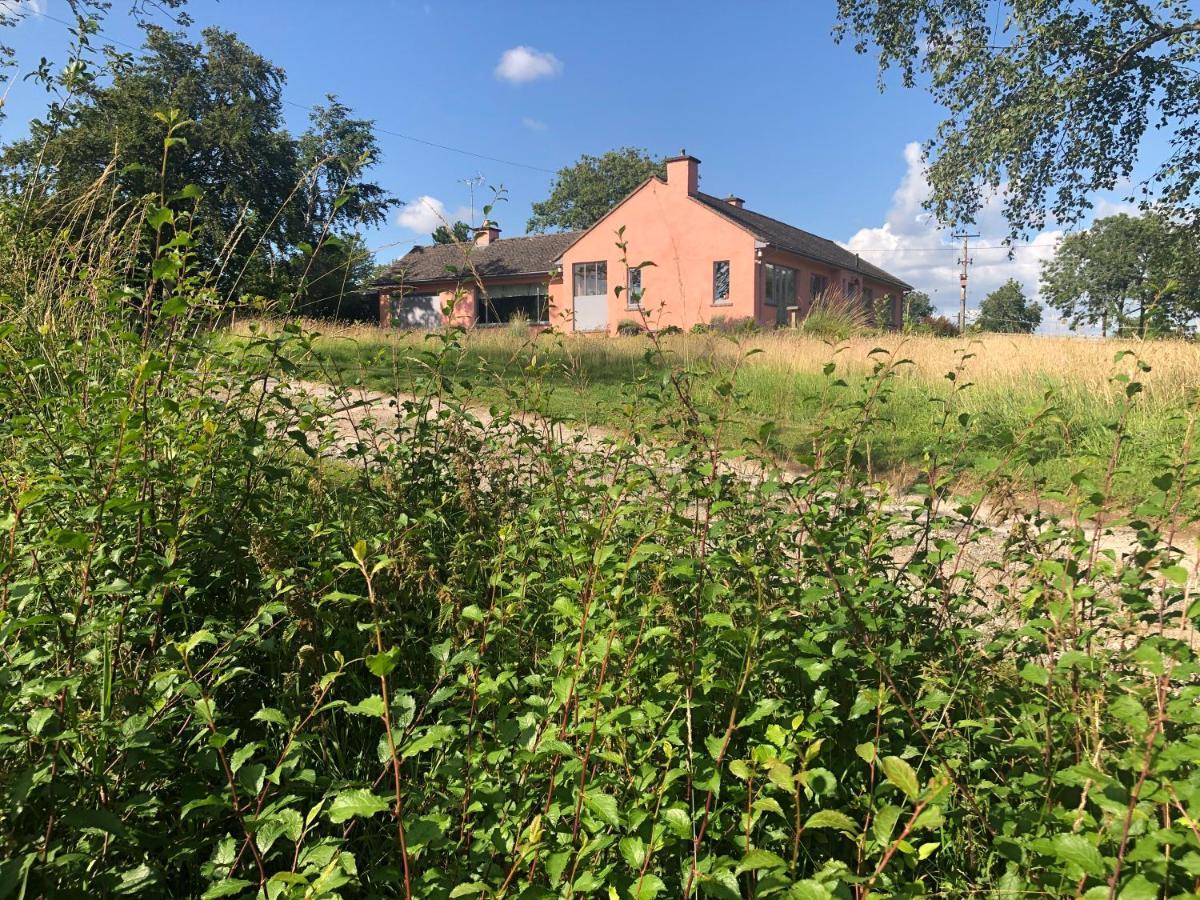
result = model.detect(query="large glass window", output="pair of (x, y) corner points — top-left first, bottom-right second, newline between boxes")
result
(713, 261), (730, 304)
(810, 273), (829, 300)
(764, 263), (796, 307)
(573, 262), (608, 296)
(389, 293), (441, 329)
(478, 282), (549, 324)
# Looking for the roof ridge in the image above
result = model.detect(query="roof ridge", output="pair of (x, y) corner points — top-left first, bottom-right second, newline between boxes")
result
(693, 192), (910, 290)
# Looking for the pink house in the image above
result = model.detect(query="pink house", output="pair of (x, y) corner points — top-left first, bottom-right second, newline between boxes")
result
(374, 153), (910, 333)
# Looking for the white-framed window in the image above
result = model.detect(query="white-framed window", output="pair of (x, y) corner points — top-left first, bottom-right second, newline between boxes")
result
(573, 261), (608, 296)
(713, 260), (730, 304)
(764, 263), (796, 307)
(626, 267), (642, 308)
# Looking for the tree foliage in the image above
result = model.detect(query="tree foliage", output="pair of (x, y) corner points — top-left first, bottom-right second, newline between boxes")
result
(527, 147), (665, 233)
(1, 26), (393, 302)
(431, 221), (471, 244)
(903, 289), (936, 324)
(976, 278), (1041, 333)
(1040, 213), (1200, 337)
(834, 1), (1200, 236)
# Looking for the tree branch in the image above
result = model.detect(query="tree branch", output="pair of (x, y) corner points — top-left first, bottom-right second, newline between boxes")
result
(1110, 20), (1200, 75)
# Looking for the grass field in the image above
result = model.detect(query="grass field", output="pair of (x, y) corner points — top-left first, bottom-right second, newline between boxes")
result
(245, 319), (1200, 511)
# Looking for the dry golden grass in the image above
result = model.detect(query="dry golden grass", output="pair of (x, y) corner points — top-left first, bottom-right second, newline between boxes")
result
(237, 317), (1200, 409)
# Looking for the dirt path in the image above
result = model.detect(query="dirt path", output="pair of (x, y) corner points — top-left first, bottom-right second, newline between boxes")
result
(285, 377), (1199, 589)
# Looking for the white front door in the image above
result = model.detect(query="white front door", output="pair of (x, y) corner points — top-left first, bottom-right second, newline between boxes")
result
(572, 261), (608, 332)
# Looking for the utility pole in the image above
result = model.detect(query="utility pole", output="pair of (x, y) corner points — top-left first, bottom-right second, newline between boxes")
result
(459, 173), (486, 226)
(954, 231), (979, 333)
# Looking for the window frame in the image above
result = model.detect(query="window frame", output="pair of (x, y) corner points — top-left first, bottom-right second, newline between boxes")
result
(764, 263), (796, 308)
(573, 261), (608, 297)
(626, 267), (643, 309)
(713, 260), (731, 305)
(809, 273), (829, 301)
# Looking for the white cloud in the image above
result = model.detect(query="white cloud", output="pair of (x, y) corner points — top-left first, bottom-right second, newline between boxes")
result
(842, 142), (1064, 327)
(521, 116), (547, 131)
(396, 195), (474, 235)
(1091, 196), (1139, 219)
(0, 0), (46, 17)
(494, 46), (562, 84)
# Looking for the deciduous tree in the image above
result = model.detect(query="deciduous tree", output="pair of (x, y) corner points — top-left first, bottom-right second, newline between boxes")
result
(1, 26), (392, 304)
(431, 221), (471, 244)
(835, 1), (1200, 236)
(1040, 213), (1200, 337)
(976, 278), (1041, 333)
(527, 147), (665, 233)
(903, 289), (936, 325)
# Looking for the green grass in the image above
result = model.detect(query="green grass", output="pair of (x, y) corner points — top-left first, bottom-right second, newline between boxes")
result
(245, 322), (1196, 513)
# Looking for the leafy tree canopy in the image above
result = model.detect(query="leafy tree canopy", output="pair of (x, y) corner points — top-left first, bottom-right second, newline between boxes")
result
(1040, 213), (1200, 337)
(1, 25), (394, 300)
(835, 1), (1200, 237)
(432, 221), (471, 244)
(903, 290), (936, 324)
(527, 147), (665, 233)
(975, 278), (1042, 333)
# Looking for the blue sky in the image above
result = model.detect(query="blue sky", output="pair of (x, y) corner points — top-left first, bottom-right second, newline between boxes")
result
(0, 0), (1155, 326)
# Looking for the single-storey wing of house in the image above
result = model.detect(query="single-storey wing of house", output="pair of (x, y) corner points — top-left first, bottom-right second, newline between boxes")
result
(372, 153), (911, 334)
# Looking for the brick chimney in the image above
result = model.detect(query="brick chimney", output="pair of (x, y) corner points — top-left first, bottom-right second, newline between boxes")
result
(474, 221), (501, 246)
(665, 150), (700, 195)
(725, 195), (745, 208)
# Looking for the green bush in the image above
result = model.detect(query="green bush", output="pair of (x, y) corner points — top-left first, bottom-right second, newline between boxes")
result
(1, 160), (1198, 900)
(616, 318), (645, 336)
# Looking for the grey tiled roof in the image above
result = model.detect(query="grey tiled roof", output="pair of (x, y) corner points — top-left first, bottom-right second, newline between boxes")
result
(374, 232), (582, 287)
(693, 192), (912, 290)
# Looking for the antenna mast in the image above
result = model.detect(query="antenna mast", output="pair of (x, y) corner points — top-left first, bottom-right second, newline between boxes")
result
(459, 173), (486, 226)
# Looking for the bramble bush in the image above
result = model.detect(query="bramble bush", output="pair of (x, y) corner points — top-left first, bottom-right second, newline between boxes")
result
(1, 149), (1199, 900)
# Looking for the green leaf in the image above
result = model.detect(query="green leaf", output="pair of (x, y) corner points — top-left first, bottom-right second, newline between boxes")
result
(736, 848), (787, 875)
(854, 742), (876, 764)
(583, 790), (621, 827)
(787, 881), (833, 900)
(880, 756), (920, 801)
(1160, 565), (1189, 586)
(366, 648), (399, 677)
(201, 879), (253, 899)
(345, 695), (386, 717)
(804, 810), (859, 833)
(701, 612), (733, 629)
(728, 759), (752, 781)
(629, 873), (665, 899)
(27, 708), (53, 737)
(662, 807), (691, 838)
(159, 295), (188, 316)
(326, 789), (391, 823)
(1051, 833), (1106, 878)
(1019, 663), (1050, 686)
(619, 836), (646, 870)
(1118, 874), (1160, 899)
(401, 725), (454, 758)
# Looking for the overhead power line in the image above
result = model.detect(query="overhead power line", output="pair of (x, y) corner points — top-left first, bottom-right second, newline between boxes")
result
(23, 9), (1068, 257)
(29, 8), (558, 175)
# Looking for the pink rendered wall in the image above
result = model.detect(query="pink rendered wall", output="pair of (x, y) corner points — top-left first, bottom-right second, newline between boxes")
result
(555, 171), (760, 334)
